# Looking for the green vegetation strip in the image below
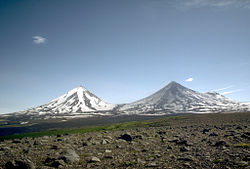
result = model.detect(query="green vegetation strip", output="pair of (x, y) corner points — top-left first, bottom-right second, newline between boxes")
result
(0, 115), (187, 141)
(233, 143), (249, 148)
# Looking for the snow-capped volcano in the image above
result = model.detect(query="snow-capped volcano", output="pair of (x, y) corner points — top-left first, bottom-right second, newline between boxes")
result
(16, 86), (116, 117)
(119, 81), (249, 114)
(5, 81), (250, 121)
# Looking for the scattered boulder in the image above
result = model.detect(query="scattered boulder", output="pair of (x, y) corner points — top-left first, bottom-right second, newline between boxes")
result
(33, 140), (40, 146)
(167, 145), (172, 149)
(133, 135), (143, 140)
(51, 145), (58, 150)
(89, 157), (101, 163)
(119, 134), (133, 142)
(45, 157), (64, 168)
(236, 126), (243, 130)
(180, 146), (189, 152)
(157, 131), (166, 135)
(241, 133), (250, 139)
(209, 133), (218, 136)
(12, 139), (21, 144)
(168, 138), (179, 143)
(5, 160), (35, 169)
(101, 139), (108, 145)
(202, 129), (210, 134)
(183, 162), (192, 168)
(105, 150), (112, 153)
(60, 149), (80, 164)
(82, 142), (89, 147)
(146, 162), (157, 167)
(176, 138), (189, 146)
(104, 155), (113, 159)
(235, 161), (248, 167)
(214, 140), (227, 147)
(177, 155), (194, 162)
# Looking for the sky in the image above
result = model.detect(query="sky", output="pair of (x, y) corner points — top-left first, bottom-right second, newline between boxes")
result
(0, 0), (250, 114)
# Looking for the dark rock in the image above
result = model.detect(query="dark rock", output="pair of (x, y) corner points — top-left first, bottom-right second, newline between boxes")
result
(243, 155), (250, 161)
(12, 139), (21, 144)
(5, 160), (35, 169)
(51, 145), (58, 150)
(45, 157), (63, 168)
(209, 133), (218, 136)
(202, 129), (210, 134)
(236, 126), (243, 130)
(180, 146), (189, 152)
(224, 133), (234, 137)
(4, 161), (15, 169)
(176, 139), (188, 146)
(201, 138), (207, 142)
(22, 148), (29, 154)
(133, 135), (143, 139)
(33, 140), (40, 145)
(177, 155), (194, 162)
(241, 134), (250, 139)
(167, 145), (172, 149)
(87, 137), (92, 141)
(119, 134), (133, 142)
(157, 131), (166, 135)
(116, 145), (121, 148)
(244, 132), (250, 136)
(104, 155), (113, 159)
(214, 140), (227, 147)
(24, 140), (30, 144)
(82, 142), (88, 147)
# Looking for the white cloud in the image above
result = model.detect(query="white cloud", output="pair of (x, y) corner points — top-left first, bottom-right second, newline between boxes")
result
(221, 89), (243, 95)
(32, 36), (46, 44)
(185, 78), (193, 82)
(213, 85), (234, 92)
(172, 0), (250, 9)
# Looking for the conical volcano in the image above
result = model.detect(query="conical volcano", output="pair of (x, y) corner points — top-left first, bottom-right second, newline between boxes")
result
(16, 86), (116, 117)
(119, 81), (247, 114)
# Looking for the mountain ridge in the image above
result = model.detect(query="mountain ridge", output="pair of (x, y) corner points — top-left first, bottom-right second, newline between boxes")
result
(3, 81), (250, 120)
(14, 85), (116, 118)
(119, 81), (249, 114)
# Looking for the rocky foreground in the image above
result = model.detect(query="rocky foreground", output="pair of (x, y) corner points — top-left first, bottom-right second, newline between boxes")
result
(0, 112), (250, 169)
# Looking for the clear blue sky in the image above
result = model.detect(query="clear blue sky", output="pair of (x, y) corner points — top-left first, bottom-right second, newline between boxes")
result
(1, 0), (250, 114)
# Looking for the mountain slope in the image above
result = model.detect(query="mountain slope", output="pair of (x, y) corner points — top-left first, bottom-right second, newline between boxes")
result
(3, 82), (250, 122)
(119, 81), (249, 114)
(15, 86), (116, 118)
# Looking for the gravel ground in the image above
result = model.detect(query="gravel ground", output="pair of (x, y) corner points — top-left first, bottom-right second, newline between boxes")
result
(0, 112), (250, 169)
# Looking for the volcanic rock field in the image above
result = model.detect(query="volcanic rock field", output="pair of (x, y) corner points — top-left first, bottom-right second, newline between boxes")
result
(0, 112), (250, 169)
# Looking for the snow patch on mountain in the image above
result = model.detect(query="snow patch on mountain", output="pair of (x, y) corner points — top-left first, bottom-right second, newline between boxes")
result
(7, 81), (250, 120)
(119, 81), (249, 114)
(16, 86), (116, 117)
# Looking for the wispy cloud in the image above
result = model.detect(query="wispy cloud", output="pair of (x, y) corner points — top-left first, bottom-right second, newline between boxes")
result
(172, 0), (250, 10)
(221, 89), (243, 95)
(32, 36), (46, 44)
(213, 85), (234, 92)
(185, 77), (193, 82)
